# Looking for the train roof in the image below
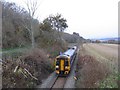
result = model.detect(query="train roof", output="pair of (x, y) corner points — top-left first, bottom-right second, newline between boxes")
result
(63, 49), (75, 57)
(56, 46), (77, 58)
(72, 46), (77, 50)
(57, 54), (69, 58)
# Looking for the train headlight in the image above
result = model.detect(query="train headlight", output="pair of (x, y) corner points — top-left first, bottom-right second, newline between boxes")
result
(56, 66), (59, 68)
(65, 66), (68, 69)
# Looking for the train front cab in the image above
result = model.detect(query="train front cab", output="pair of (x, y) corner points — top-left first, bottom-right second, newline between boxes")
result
(55, 56), (70, 76)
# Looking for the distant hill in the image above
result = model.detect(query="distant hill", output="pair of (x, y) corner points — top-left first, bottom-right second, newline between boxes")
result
(91, 37), (120, 41)
(98, 37), (120, 41)
(91, 37), (120, 44)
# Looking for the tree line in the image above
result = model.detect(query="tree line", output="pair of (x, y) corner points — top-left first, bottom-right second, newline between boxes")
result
(2, 0), (86, 50)
(2, 1), (69, 49)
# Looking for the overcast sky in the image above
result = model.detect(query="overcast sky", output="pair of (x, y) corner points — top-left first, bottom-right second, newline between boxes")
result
(5, 0), (119, 39)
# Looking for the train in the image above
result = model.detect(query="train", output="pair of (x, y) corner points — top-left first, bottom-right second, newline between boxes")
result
(55, 46), (77, 76)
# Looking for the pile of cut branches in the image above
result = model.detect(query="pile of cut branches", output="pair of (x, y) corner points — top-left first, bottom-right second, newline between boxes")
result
(2, 48), (54, 88)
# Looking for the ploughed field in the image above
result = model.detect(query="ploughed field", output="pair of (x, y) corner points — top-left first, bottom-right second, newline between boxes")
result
(75, 43), (119, 88)
(85, 43), (118, 59)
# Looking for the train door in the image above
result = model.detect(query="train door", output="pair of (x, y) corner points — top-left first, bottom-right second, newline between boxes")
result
(60, 59), (64, 71)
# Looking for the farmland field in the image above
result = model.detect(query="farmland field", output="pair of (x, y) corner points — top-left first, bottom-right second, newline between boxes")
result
(83, 43), (118, 72)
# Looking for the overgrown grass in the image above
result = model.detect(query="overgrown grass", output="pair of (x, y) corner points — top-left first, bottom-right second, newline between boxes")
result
(99, 72), (119, 88)
(2, 45), (31, 54)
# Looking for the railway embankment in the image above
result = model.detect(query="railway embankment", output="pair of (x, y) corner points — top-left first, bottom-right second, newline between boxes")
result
(75, 44), (119, 88)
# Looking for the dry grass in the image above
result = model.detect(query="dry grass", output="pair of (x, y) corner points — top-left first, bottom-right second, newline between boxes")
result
(82, 44), (118, 74)
(75, 45), (110, 88)
(76, 55), (109, 88)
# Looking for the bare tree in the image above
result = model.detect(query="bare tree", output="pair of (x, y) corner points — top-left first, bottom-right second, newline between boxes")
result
(24, 0), (40, 48)
(0, 1), (2, 50)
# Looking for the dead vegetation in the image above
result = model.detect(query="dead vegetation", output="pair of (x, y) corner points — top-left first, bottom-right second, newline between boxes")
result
(2, 48), (54, 88)
(75, 46), (110, 88)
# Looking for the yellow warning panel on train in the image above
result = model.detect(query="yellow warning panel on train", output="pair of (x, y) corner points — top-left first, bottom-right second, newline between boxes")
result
(60, 60), (64, 71)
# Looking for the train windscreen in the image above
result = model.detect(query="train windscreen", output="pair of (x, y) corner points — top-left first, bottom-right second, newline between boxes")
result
(56, 60), (59, 65)
(65, 60), (68, 66)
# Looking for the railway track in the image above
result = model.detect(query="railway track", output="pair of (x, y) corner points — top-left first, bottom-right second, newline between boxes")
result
(38, 46), (80, 89)
(47, 53), (77, 89)
(50, 76), (67, 89)
(38, 71), (68, 89)
(44, 74), (67, 89)
(49, 49), (79, 89)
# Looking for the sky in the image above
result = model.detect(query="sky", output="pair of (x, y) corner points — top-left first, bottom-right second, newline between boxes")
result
(5, 0), (119, 39)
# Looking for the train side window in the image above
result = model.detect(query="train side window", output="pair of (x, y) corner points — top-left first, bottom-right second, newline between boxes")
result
(72, 48), (75, 49)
